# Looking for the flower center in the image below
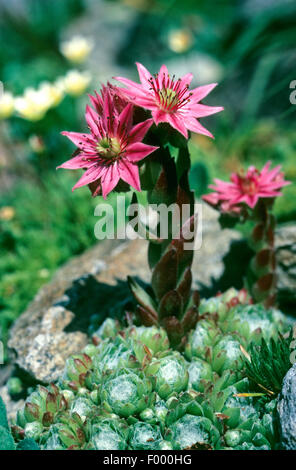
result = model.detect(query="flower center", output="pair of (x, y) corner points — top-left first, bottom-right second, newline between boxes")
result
(159, 87), (179, 109)
(240, 176), (258, 196)
(149, 74), (191, 113)
(96, 136), (121, 159)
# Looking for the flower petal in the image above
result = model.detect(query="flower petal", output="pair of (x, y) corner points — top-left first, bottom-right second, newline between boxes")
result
(61, 131), (96, 150)
(158, 64), (169, 87)
(72, 164), (103, 191)
(191, 83), (218, 102)
(115, 87), (153, 107)
(128, 118), (154, 143)
(113, 76), (147, 93)
(259, 161), (272, 177)
(126, 142), (158, 162)
(101, 163), (120, 199)
(57, 153), (96, 169)
(102, 89), (116, 134)
(136, 62), (153, 88)
(202, 193), (219, 205)
(188, 103), (224, 117)
(152, 109), (169, 125)
(85, 105), (102, 137)
(166, 113), (188, 138)
(184, 117), (213, 138)
(118, 160), (141, 191)
(118, 103), (134, 137)
(180, 73), (193, 87)
(88, 91), (103, 114)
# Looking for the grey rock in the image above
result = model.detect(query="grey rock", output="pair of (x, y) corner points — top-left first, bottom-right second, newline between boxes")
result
(276, 224), (296, 306)
(278, 363), (296, 449)
(9, 306), (88, 384)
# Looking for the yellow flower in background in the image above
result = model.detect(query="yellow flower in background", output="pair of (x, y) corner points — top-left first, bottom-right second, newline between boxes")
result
(60, 35), (94, 64)
(168, 29), (193, 54)
(62, 70), (92, 97)
(0, 206), (15, 221)
(0, 91), (15, 119)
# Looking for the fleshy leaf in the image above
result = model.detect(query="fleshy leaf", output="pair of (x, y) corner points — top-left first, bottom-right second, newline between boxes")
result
(152, 248), (178, 301)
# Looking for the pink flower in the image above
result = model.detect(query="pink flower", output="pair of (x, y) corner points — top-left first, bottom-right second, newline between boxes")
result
(114, 62), (223, 139)
(58, 87), (158, 199)
(88, 82), (127, 116)
(203, 161), (291, 211)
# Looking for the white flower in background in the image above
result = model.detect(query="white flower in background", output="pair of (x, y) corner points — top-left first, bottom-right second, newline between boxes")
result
(39, 81), (64, 108)
(62, 70), (91, 97)
(60, 35), (94, 64)
(15, 81), (65, 121)
(168, 29), (193, 54)
(0, 91), (15, 119)
(15, 87), (52, 121)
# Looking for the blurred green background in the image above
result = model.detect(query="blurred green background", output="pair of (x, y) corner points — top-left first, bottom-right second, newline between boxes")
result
(0, 0), (295, 349)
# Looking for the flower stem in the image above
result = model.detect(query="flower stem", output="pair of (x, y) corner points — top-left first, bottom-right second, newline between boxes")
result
(248, 199), (277, 308)
(130, 126), (200, 349)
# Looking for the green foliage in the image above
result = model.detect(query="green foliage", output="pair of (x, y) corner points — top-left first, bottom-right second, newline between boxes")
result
(0, 396), (40, 449)
(0, 395), (9, 430)
(13, 290), (290, 450)
(0, 0), (85, 91)
(0, 425), (15, 450)
(0, 172), (99, 350)
(0, 0), (93, 354)
(243, 332), (293, 396)
(189, 162), (209, 198)
(16, 438), (40, 451)
(0, 396), (15, 450)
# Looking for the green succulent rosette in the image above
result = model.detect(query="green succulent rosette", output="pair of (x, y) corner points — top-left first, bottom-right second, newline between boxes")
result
(100, 368), (155, 419)
(11, 289), (290, 450)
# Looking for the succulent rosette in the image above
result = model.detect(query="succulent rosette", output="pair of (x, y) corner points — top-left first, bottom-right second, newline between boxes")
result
(11, 289), (290, 450)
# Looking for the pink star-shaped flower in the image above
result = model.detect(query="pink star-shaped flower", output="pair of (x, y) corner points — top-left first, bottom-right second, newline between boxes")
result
(203, 161), (291, 211)
(114, 62), (223, 139)
(58, 86), (158, 199)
